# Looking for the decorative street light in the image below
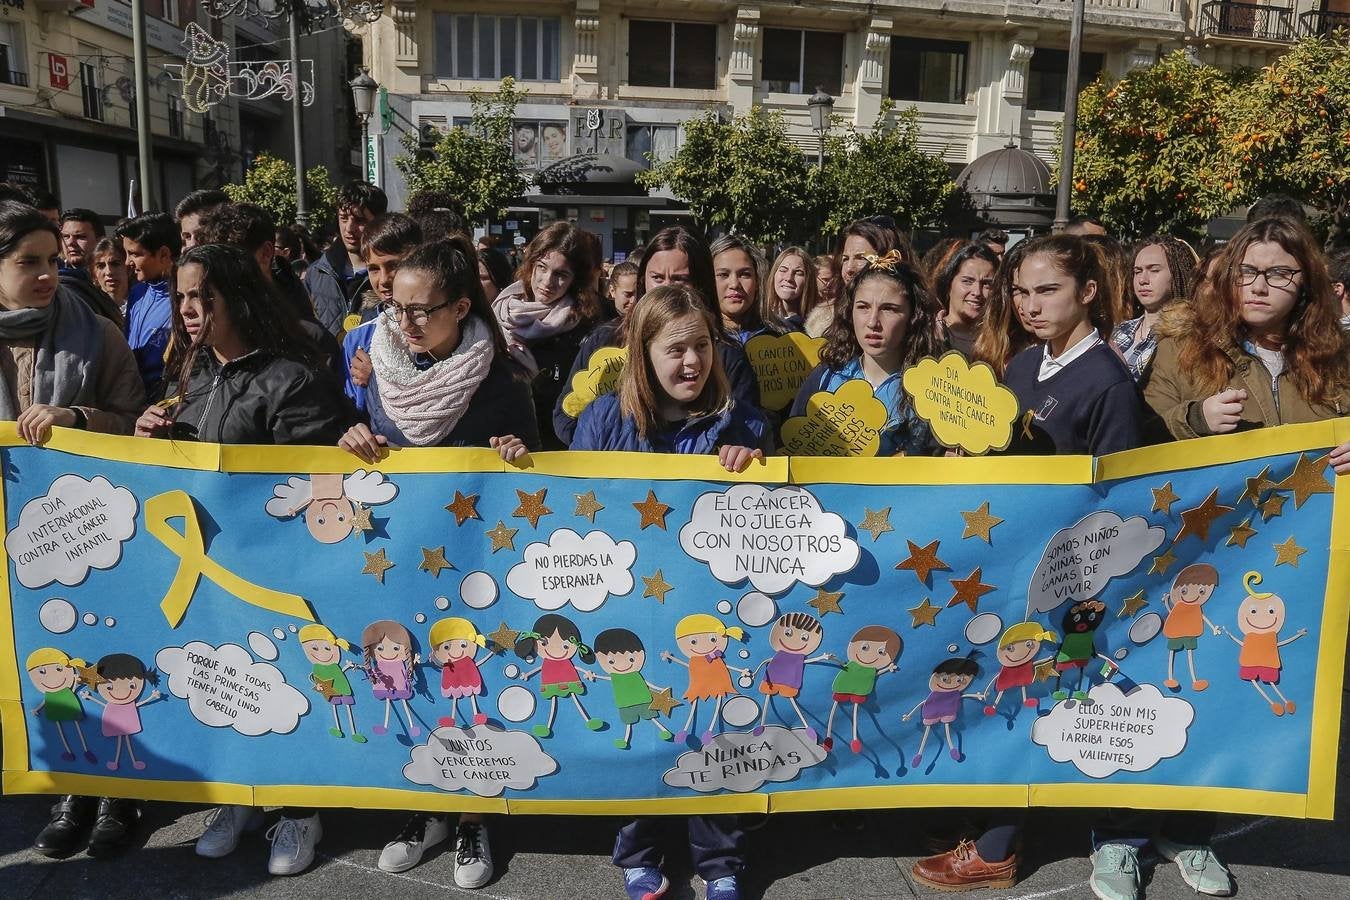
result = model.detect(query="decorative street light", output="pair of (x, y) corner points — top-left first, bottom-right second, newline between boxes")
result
(350, 67), (378, 183)
(807, 86), (834, 169)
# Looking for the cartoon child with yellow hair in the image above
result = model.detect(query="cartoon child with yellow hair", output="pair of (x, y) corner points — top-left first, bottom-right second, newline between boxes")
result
(981, 622), (1058, 716)
(27, 648), (97, 764)
(299, 624), (366, 743)
(660, 612), (750, 746)
(1222, 571), (1308, 717)
(428, 617), (490, 728)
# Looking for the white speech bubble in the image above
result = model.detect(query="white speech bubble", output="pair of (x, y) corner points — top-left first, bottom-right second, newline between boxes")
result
(1031, 682), (1193, 778)
(460, 571), (499, 609)
(403, 725), (558, 796)
(247, 631), (279, 661)
(156, 641), (309, 737)
(1129, 612), (1164, 645)
(1027, 512), (1165, 615)
(965, 613), (1003, 646)
(664, 725), (827, 792)
(721, 696), (760, 728)
(679, 485), (860, 595)
(6, 475), (138, 589)
(737, 592), (777, 628)
(39, 598), (77, 634)
(506, 529), (636, 612)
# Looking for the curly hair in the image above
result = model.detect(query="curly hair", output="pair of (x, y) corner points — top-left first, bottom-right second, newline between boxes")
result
(820, 258), (944, 371)
(1129, 234), (1197, 316)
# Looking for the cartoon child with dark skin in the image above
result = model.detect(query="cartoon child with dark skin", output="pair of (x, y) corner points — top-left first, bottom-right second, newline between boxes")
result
(515, 613), (605, 739)
(750, 612), (832, 742)
(981, 622), (1058, 715)
(584, 628), (676, 750)
(299, 624), (365, 742)
(1052, 599), (1107, 701)
(1222, 571), (1308, 717)
(79, 653), (162, 772)
(660, 613), (750, 746)
(821, 626), (902, 754)
(27, 648), (97, 763)
(1162, 563), (1222, 692)
(361, 620), (420, 738)
(903, 653), (982, 766)
(428, 617), (491, 728)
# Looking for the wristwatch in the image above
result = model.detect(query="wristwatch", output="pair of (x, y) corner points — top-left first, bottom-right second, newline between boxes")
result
(69, 407), (88, 430)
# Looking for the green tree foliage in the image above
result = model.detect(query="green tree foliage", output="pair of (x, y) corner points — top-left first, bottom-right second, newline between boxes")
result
(1064, 51), (1247, 240)
(395, 78), (530, 223)
(638, 107), (814, 244)
(814, 102), (957, 236)
(223, 153), (337, 228)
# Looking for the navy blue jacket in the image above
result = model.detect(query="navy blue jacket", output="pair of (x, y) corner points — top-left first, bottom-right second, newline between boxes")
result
(304, 243), (369, 335)
(572, 392), (772, 455)
(1002, 342), (1144, 456)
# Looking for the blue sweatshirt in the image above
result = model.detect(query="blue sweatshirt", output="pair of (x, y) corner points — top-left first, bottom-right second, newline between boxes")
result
(572, 393), (772, 455)
(125, 278), (171, 401)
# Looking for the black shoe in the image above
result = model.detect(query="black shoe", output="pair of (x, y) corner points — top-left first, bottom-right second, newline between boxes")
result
(33, 795), (96, 857)
(88, 798), (141, 856)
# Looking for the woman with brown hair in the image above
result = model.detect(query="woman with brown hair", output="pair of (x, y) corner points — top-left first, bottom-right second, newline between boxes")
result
(766, 246), (825, 334)
(1110, 234), (1198, 384)
(933, 241), (1000, 358)
(972, 241), (1035, 377)
(710, 235), (794, 343)
(836, 217), (915, 287)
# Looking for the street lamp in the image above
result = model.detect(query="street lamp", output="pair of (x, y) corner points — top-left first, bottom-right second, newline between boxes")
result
(350, 67), (378, 183)
(807, 85), (834, 169)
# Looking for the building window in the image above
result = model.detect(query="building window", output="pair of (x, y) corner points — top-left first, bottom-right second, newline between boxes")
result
(1026, 48), (1104, 112)
(162, 0), (180, 26)
(0, 22), (27, 87)
(433, 14), (561, 81)
(761, 28), (843, 95)
(626, 124), (679, 166)
(168, 93), (183, 138)
(888, 37), (967, 104)
(627, 20), (717, 89)
(80, 54), (103, 121)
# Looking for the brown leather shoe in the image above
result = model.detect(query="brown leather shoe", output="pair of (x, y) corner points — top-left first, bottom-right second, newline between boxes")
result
(912, 839), (1018, 892)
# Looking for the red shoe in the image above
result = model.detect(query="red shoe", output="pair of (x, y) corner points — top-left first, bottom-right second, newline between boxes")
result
(983, 705), (996, 716)
(912, 840), (1017, 892)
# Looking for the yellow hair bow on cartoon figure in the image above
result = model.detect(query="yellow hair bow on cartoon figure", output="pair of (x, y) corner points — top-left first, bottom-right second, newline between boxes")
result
(863, 250), (905, 272)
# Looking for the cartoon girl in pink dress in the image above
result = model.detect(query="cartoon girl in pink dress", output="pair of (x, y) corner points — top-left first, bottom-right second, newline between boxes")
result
(361, 620), (420, 737)
(514, 613), (604, 739)
(428, 617), (491, 727)
(79, 653), (162, 771)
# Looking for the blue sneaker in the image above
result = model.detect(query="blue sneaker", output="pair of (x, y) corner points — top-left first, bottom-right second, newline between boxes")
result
(623, 866), (668, 900)
(705, 875), (741, 900)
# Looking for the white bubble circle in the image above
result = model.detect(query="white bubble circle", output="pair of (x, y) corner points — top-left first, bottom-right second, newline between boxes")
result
(716, 599), (733, 615)
(39, 598), (77, 634)
(415, 613), (427, 624)
(722, 695), (759, 727)
(82, 612), (99, 627)
(737, 674), (754, 689)
(738, 649), (750, 659)
(503, 664), (520, 679)
(1114, 648), (1129, 660)
(460, 572), (498, 610)
(435, 595), (451, 610)
(736, 592), (777, 628)
(288, 624), (298, 633)
(272, 628), (286, 640)
(497, 685), (536, 722)
(964, 613), (1004, 646)
(947, 643), (960, 653)
(103, 617), (116, 628)
(247, 631), (279, 661)
(1129, 612), (1164, 645)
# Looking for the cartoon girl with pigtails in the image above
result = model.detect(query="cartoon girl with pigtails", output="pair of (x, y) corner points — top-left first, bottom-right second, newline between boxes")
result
(428, 617), (491, 728)
(26, 648), (97, 764)
(514, 613), (604, 739)
(361, 620), (421, 738)
(80, 653), (163, 772)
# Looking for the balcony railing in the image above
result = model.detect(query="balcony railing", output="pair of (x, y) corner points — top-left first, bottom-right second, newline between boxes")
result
(1199, 1), (1296, 41)
(1300, 9), (1350, 37)
(0, 70), (29, 88)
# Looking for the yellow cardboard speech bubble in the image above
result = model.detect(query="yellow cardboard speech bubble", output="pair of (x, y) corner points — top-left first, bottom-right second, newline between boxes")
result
(780, 379), (888, 457)
(902, 351), (1020, 454)
(560, 346), (628, 419)
(745, 332), (826, 410)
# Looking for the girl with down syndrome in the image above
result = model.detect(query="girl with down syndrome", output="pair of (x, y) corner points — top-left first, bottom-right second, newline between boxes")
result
(514, 613), (604, 739)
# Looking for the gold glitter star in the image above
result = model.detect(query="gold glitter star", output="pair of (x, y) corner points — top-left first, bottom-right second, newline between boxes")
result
(486, 622), (519, 652)
(311, 675), (340, 701)
(1277, 453), (1333, 509)
(574, 490), (604, 522)
(361, 548), (394, 582)
(350, 504), (373, 533)
(1237, 465), (1277, 508)
(908, 597), (941, 628)
(808, 587), (844, 616)
(857, 507), (894, 542)
(633, 490), (672, 530)
(1260, 492), (1288, 521)
(512, 488), (552, 528)
(1175, 488), (1234, 543)
(1118, 590), (1148, 618)
(648, 686), (681, 717)
(1227, 517), (1258, 549)
(486, 520), (518, 552)
(1149, 549), (1178, 576)
(419, 546), (453, 578)
(1151, 481), (1180, 515)
(960, 501), (1003, 543)
(1273, 535), (1307, 568)
(947, 567), (996, 613)
(641, 570), (673, 603)
(1034, 658), (1058, 683)
(445, 491), (481, 526)
(896, 539), (950, 584)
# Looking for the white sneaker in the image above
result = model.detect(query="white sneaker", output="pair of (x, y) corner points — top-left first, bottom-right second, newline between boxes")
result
(266, 813), (322, 876)
(378, 813), (450, 873)
(196, 805), (264, 858)
(453, 820), (494, 889)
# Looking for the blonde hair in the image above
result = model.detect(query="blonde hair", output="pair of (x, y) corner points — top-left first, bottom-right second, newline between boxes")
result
(298, 624), (350, 651)
(999, 622), (1058, 648)
(26, 647), (85, 670)
(429, 617), (487, 649)
(766, 247), (820, 321)
(1244, 571), (1274, 600)
(675, 613), (745, 642)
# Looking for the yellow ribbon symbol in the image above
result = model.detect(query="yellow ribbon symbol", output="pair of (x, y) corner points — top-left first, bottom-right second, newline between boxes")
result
(146, 490), (316, 628)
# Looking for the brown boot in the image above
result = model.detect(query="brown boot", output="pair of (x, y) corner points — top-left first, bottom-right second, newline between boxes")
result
(912, 839), (1017, 892)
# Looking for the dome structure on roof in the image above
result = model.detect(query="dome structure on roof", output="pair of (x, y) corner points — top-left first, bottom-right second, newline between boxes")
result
(958, 142), (1055, 229)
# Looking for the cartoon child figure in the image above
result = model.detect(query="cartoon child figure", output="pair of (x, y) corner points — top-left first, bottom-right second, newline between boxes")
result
(1052, 599), (1107, 701)
(26, 648), (97, 764)
(514, 613), (605, 739)
(903, 652), (982, 766)
(299, 624), (366, 743)
(361, 620), (420, 738)
(1162, 563), (1222, 692)
(587, 628), (676, 750)
(428, 617), (490, 728)
(822, 625), (902, 754)
(982, 622), (1058, 715)
(79, 653), (162, 772)
(1223, 571), (1308, 717)
(660, 612), (750, 746)
(750, 612), (831, 742)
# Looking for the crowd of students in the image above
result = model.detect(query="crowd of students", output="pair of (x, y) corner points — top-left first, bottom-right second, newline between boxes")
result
(3, 176), (1348, 900)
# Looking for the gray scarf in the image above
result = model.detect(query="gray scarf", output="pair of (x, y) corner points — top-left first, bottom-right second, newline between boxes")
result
(0, 289), (102, 420)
